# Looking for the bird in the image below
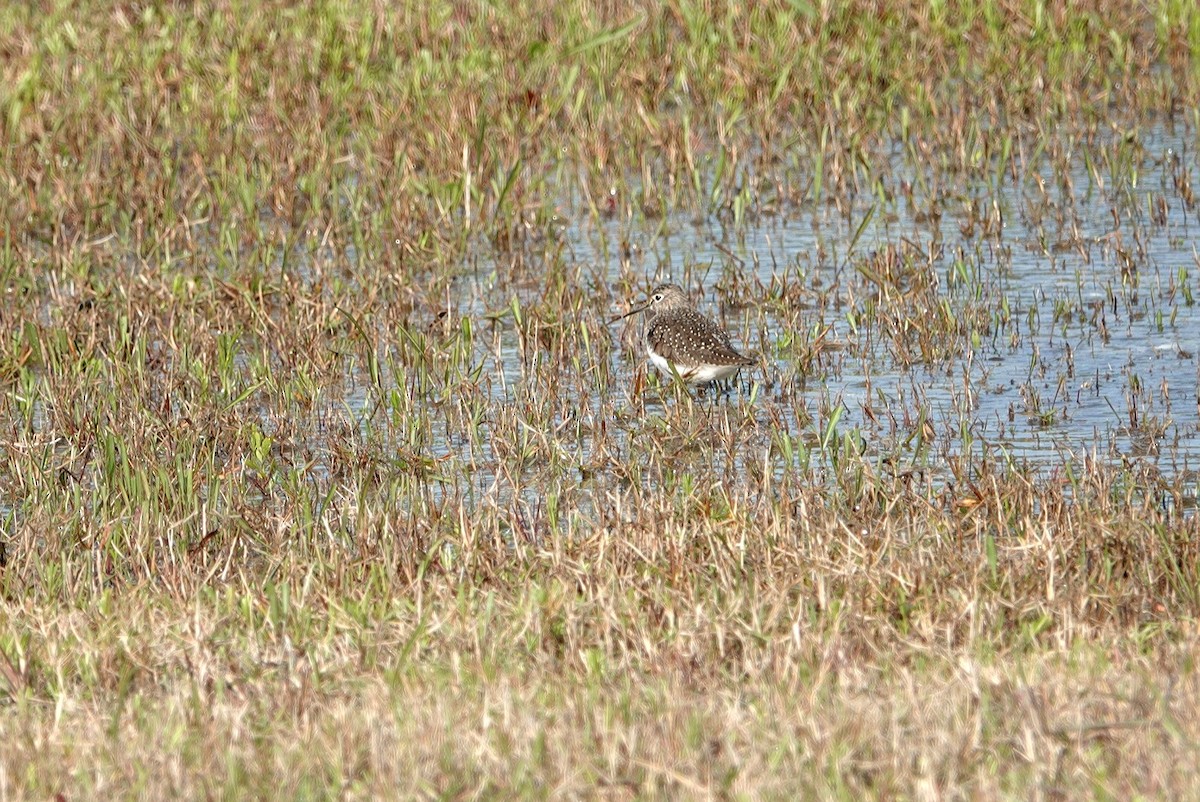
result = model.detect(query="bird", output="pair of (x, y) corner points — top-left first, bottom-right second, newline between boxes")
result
(619, 283), (756, 385)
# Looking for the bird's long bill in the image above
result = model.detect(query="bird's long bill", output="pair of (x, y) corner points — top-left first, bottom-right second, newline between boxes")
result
(612, 301), (650, 323)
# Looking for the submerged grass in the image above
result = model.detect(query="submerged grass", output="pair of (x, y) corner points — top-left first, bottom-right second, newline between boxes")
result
(3, 0), (1200, 798)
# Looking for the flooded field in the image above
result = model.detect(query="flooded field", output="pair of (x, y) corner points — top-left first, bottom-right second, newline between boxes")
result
(5, 3), (1200, 799)
(312, 121), (1200, 524)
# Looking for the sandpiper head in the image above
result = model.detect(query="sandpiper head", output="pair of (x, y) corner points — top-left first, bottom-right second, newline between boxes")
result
(621, 283), (691, 318)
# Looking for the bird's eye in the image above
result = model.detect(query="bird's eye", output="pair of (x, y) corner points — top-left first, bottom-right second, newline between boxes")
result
(653, 293), (663, 302)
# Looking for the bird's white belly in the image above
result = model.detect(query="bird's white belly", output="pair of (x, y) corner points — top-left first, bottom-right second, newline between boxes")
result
(647, 347), (739, 384)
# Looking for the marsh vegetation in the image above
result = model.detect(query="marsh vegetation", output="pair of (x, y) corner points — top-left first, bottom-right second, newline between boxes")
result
(4, 1), (1200, 798)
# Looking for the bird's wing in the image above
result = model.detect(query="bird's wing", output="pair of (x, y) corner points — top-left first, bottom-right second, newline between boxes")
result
(647, 310), (754, 366)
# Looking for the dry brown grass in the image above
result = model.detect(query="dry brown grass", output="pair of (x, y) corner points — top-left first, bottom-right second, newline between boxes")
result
(4, 453), (1200, 797)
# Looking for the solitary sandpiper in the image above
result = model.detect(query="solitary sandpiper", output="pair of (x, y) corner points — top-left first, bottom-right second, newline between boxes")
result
(620, 283), (756, 385)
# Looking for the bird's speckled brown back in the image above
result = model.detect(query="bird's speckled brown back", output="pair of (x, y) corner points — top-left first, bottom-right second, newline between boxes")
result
(645, 307), (754, 368)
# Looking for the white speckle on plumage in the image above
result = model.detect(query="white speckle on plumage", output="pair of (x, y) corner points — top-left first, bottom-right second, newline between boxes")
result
(620, 283), (755, 385)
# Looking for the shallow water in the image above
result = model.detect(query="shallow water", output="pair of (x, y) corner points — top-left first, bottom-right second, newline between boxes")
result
(316, 122), (1200, 522)
(568, 128), (1190, 472)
